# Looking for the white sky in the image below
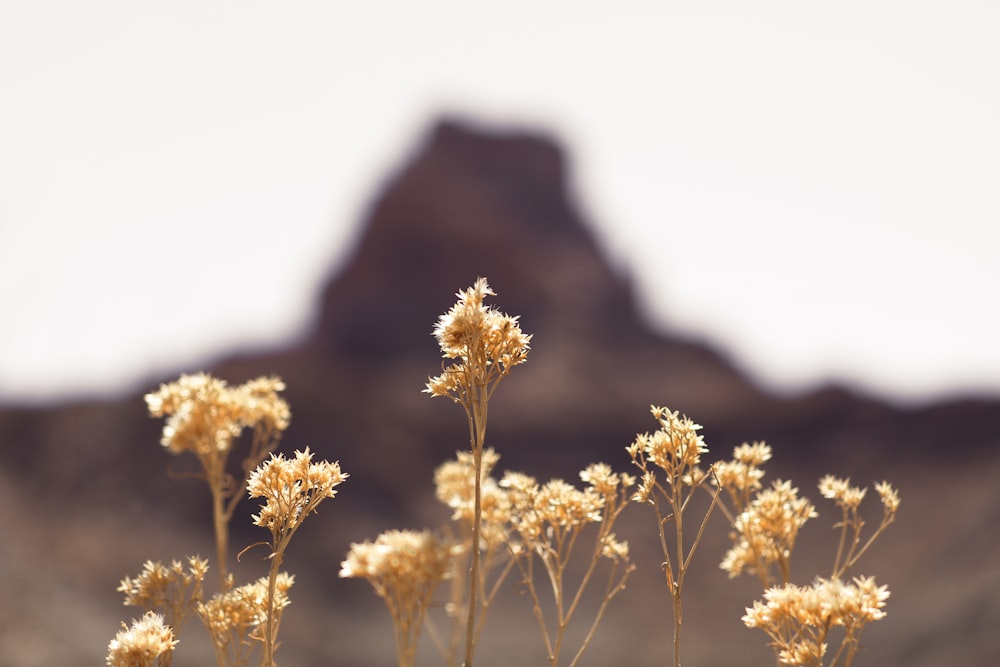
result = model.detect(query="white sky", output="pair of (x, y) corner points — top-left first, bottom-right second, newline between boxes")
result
(1, 1), (998, 404)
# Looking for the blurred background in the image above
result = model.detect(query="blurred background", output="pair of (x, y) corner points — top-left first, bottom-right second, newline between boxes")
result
(1, 2), (999, 666)
(2, 0), (999, 404)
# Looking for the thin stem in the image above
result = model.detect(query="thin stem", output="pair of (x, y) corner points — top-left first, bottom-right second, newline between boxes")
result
(462, 372), (488, 667)
(210, 481), (229, 590)
(568, 560), (633, 667)
(832, 507), (850, 577)
(683, 482), (721, 572)
(260, 550), (283, 667)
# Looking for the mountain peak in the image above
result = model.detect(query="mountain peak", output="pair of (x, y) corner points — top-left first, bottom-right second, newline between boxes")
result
(314, 119), (637, 359)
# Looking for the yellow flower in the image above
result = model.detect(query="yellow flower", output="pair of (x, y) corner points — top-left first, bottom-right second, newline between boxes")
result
(145, 373), (290, 456)
(106, 611), (177, 667)
(197, 573), (294, 649)
(424, 278), (531, 403)
(247, 448), (347, 545)
(818, 475), (867, 510)
(875, 480), (901, 514)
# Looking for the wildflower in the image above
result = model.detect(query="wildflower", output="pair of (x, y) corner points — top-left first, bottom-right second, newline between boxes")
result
(742, 576), (889, 666)
(248, 447), (347, 548)
(818, 475), (867, 510)
(106, 611), (177, 667)
(341, 530), (454, 667)
(732, 441), (773, 467)
(434, 449), (503, 522)
(197, 574), (294, 666)
(424, 278), (531, 402)
(145, 373), (291, 585)
(424, 279), (531, 667)
(118, 556), (208, 633)
(503, 465), (635, 667)
(712, 441), (771, 507)
(875, 480), (900, 514)
(825, 478), (900, 578)
(721, 480), (817, 585)
(627, 405), (720, 667)
(145, 373), (289, 457)
(629, 406), (708, 477)
(248, 448), (345, 667)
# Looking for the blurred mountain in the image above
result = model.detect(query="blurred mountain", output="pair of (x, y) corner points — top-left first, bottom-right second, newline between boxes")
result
(1, 118), (998, 667)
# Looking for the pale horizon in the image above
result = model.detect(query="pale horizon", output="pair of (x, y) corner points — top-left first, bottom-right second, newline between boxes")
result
(2, 1), (998, 405)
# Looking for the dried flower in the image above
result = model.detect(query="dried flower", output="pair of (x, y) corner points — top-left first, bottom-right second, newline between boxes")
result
(197, 573), (294, 666)
(819, 476), (868, 510)
(424, 278), (531, 403)
(627, 405), (720, 667)
(248, 447), (347, 548)
(145, 373), (291, 585)
(501, 464), (635, 667)
(628, 406), (708, 478)
(423, 279), (532, 667)
(742, 576), (889, 666)
(875, 480), (900, 514)
(118, 556), (208, 634)
(721, 480), (817, 585)
(341, 530), (455, 667)
(145, 373), (289, 457)
(106, 611), (177, 667)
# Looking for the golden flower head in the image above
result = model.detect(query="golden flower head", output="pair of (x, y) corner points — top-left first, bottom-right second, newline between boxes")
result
(145, 373), (290, 456)
(721, 480), (817, 579)
(106, 611), (177, 667)
(248, 448), (347, 542)
(743, 575), (889, 634)
(580, 462), (634, 496)
(818, 475), (867, 510)
(628, 406), (708, 480)
(424, 278), (531, 401)
(197, 573), (294, 636)
(118, 556), (208, 612)
(732, 441), (772, 467)
(339, 529), (455, 590)
(875, 480), (901, 514)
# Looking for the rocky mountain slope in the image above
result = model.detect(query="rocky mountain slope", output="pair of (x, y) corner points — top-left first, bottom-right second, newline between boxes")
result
(1, 119), (998, 666)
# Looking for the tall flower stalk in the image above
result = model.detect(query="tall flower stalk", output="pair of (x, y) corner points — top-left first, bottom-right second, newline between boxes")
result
(627, 406), (720, 667)
(424, 278), (531, 667)
(247, 448), (347, 667)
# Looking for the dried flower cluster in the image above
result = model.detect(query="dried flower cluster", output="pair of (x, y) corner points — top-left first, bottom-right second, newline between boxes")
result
(197, 573), (294, 667)
(248, 447), (347, 550)
(501, 463), (635, 667)
(721, 479), (818, 586)
(114, 372), (345, 667)
(247, 447), (347, 666)
(106, 611), (178, 667)
(434, 448), (512, 548)
(713, 441), (772, 510)
(626, 406), (720, 667)
(118, 556), (208, 634)
(145, 373), (290, 457)
(424, 278), (531, 403)
(423, 278), (531, 667)
(820, 476), (900, 579)
(145, 373), (291, 586)
(712, 443), (900, 666)
(341, 530), (455, 667)
(742, 575), (890, 666)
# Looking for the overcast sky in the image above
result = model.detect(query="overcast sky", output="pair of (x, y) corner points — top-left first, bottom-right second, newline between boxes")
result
(1, 1), (998, 404)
